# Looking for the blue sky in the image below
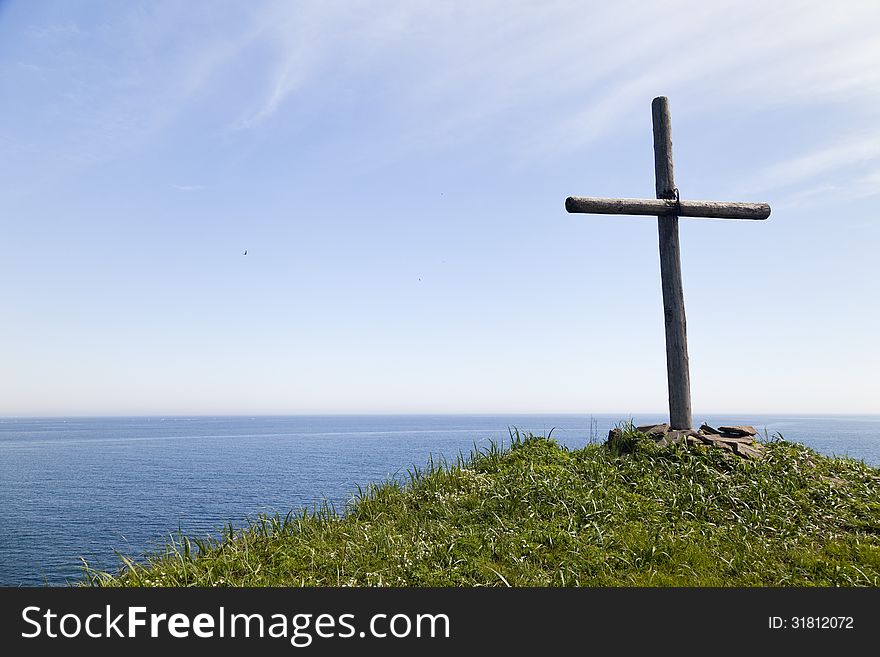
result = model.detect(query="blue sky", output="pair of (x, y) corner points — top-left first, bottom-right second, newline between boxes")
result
(1, 0), (878, 416)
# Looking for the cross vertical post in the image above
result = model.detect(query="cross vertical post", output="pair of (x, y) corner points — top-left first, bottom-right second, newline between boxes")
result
(652, 96), (691, 430)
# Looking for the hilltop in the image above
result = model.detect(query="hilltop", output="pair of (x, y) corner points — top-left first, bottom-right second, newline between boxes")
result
(86, 425), (880, 586)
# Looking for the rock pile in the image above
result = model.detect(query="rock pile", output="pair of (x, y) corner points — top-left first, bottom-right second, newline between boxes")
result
(609, 423), (765, 460)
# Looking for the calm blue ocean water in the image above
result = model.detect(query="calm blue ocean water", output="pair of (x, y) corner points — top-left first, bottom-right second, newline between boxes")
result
(1, 414), (878, 586)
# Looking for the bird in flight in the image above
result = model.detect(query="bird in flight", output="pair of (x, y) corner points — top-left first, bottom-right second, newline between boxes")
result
(243, 250), (248, 256)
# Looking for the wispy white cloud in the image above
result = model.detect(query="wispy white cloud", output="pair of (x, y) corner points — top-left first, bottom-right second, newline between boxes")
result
(231, 0), (416, 128)
(748, 134), (880, 193)
(173, 184), (204, 192)
(6, 0), (880, 191)
(25, 21), (84, 38)
(0, 3), (266, 193)
(218, 0), (880, 183)
(526, 1), (880, 157)
(15, 61), (46, 72)
(851, 168), (880, 198)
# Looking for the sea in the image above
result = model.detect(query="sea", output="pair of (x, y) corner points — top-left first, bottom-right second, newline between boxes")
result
(1, 414), (878, 586)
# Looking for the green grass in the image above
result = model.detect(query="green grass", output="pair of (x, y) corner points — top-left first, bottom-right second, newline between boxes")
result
(84, 425), (880, 587)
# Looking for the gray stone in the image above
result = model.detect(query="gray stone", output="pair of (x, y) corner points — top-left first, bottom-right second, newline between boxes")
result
(667, 430), (689, 444)
(733, 442), (763, 459)
(703, 437), (734, 451)
(605, 418), (765, 460)
(715, 435), (757, 444)
(637, 423), (670, 437)
(718, 425), (758, 437)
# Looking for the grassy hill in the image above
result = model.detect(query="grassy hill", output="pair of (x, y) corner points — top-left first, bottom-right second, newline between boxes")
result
(85, 425), (880, 586)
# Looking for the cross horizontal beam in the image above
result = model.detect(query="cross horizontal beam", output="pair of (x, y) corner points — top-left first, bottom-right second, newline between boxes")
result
(565, 196), (771, 220)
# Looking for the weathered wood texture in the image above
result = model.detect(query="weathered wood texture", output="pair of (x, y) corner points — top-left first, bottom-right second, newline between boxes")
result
(564, 95), (770, 431)
(564, 196), (770, 220)
(652, 96), (692, 431)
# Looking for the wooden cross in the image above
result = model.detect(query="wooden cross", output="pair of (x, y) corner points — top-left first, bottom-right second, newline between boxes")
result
(565, 96), (771, 430)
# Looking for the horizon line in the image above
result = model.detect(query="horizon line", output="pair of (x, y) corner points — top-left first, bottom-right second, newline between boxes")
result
(2, 411), (879, 420)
